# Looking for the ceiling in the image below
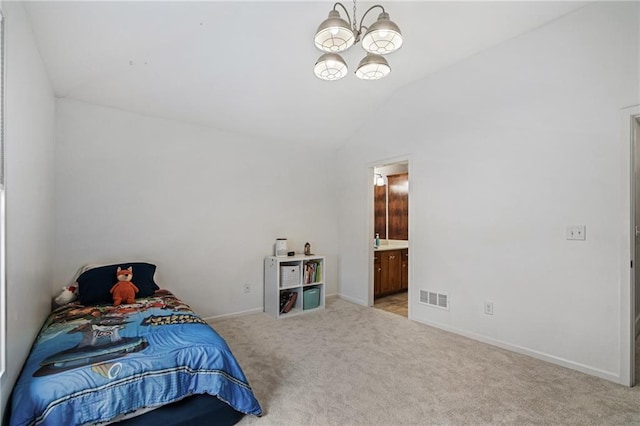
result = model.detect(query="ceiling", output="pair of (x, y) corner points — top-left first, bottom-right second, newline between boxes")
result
(22, 1), (589, 149)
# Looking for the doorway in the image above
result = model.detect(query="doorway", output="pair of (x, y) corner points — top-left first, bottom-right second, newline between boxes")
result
(370, 161), (409, 318)
(623, 105), (640, 386)
(633, 114), (640, 385)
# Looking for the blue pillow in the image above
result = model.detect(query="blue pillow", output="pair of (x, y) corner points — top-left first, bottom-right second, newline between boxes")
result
(77, 262), (160, 305)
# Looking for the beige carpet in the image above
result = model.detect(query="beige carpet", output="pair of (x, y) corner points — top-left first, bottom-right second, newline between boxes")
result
(211, 298), (640, 425)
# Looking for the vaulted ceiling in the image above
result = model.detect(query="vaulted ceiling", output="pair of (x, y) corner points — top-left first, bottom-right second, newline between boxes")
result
(22, 1), (588, 148)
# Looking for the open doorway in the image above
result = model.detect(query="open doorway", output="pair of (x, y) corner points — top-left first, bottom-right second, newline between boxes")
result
(620, 105), (640, 387)
(633, 114), (640, 385)
(371, 161), (409, 318)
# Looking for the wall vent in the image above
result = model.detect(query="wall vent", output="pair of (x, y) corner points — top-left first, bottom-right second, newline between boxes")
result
(419, 290), (449, 310)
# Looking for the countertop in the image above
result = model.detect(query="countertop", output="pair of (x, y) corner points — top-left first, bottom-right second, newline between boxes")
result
(374, 240), (409, 251)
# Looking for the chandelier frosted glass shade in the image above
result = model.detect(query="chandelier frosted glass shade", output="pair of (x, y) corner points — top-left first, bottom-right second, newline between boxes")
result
(314, 53), (348, 81)
(355, 53), (390, 80)
(314, 10), (355, 52)
(361, 12), (403, 54)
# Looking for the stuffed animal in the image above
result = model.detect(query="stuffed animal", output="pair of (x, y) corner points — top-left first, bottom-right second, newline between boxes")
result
(54, 285), (78, 306)
(110, 266), (139, 306)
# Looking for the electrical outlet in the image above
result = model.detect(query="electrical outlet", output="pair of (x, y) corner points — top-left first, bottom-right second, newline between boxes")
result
(484, 301), (494, 315)
(566, 225), (586, 240)
(243, 284), (251, 293)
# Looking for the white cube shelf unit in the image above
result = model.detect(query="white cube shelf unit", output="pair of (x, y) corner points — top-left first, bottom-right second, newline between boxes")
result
(264, 255), (325, 319)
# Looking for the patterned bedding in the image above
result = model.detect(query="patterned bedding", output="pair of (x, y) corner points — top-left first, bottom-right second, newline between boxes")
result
(9, 290), (262, 425)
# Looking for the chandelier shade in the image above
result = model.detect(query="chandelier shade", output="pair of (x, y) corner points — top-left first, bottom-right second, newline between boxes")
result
(314, 10), (355, 52)
(314, 53), (349, 81)
(361, 12), (403, 54)
(355, 53), (390, 80)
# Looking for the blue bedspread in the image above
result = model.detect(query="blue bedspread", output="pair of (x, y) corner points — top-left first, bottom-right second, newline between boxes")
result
(9, 290), (262, 425)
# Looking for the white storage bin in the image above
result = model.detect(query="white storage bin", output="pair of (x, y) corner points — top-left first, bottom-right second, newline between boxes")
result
(280, 265), (300, 287)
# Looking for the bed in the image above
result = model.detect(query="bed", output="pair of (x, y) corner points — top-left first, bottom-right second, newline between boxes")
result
(7, 262), (262, 426)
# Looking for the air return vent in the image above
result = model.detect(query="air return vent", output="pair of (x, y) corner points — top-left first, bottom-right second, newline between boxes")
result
(419, 290), (449, 310)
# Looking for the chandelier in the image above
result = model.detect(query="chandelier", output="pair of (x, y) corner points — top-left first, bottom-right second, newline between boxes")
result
(313, 1), (403, 81)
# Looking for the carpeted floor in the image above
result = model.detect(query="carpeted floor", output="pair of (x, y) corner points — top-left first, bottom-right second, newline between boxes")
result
(211, 297), (640, 425)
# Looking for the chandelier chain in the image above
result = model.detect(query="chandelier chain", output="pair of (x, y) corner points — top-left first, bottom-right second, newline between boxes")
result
(352, 0), (357, 32)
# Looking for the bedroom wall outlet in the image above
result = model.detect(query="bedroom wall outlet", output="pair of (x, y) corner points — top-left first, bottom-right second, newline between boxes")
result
(484, 301), (494, 315)
(566, 225), (586, 240)
(244, 284), (251, 293)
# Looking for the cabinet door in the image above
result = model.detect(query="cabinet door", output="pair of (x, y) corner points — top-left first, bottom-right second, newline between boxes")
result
(401, 249), (408, 290)
(387, 173), (408, 240)
(374, 185), (387, 239)
(380, 250), (402, 294)
(380, 252), (391, 294)
(374, 255), (382, 297)
(387, 250), (402, 292)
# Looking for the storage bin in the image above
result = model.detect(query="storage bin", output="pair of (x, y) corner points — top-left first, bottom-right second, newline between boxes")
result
(303, 287), (321, 310)
(280, 265), (300, 287)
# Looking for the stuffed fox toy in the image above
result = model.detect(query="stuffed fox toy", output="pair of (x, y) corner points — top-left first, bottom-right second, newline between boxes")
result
(110, 266), (139, 306)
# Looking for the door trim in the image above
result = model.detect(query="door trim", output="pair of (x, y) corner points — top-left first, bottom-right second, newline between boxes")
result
(367, 156), (411, 319)
(621, 105), (640, 386)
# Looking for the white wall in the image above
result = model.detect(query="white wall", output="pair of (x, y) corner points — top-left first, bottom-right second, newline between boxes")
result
(54, 99), (338, 319)
(337, 1), (639, 381)
(0, 1), (56, 416)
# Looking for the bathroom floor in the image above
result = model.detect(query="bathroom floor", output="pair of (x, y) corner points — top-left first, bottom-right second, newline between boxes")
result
(373, 291), (408, 317)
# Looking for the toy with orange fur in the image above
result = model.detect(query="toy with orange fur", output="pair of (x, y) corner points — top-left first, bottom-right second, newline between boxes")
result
(110, 266), (139, 306)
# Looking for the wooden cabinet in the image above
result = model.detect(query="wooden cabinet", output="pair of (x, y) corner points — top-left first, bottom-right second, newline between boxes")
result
(382, 250), (402, 293)
(374, 254), (382, 296)
(375, 173), (408, 240)
(401, 249), (408, 290)
(387, 173), (408, 240)
(374, 184), (387, 239)
(374, 248), (407, 298)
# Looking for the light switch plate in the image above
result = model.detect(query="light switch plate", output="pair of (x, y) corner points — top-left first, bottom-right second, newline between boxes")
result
(566, 225), (586, 240)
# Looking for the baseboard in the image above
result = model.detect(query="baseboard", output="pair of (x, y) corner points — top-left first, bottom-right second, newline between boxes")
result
(411, 317), (621, 384)
(336, 293), (368, 306)
(205, 294), (340, 322)
(204, 307), (264, 323)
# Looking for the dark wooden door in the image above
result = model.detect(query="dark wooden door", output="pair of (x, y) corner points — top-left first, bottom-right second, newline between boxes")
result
(384, 250), (402, 293)
(401, 249), (408, 290)
(374, 254), (382, 297)
(380, 251), (391, 294)
(374, 184), (387, 239)
(389, 250), (402, 291)
(387, 173), (408, 240)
